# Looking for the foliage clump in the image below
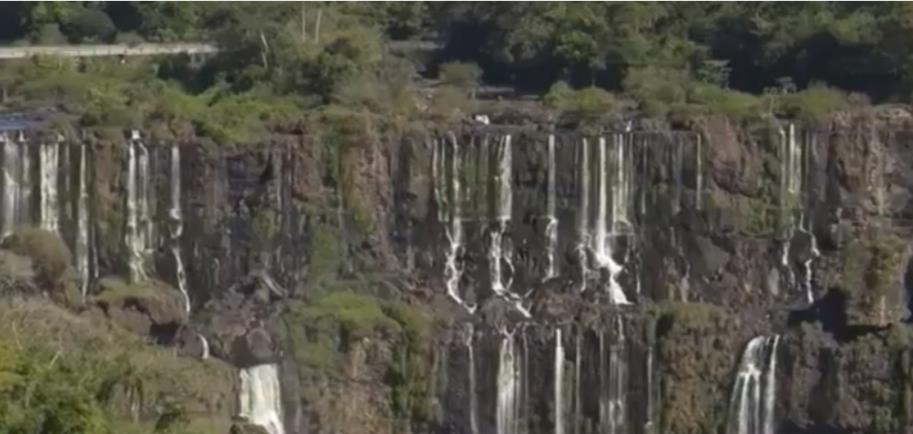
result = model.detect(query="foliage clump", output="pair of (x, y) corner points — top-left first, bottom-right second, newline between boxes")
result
(1, 228), (71, 289)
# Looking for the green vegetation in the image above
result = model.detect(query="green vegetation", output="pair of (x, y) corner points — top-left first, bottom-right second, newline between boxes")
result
(1, 228), (71, 289)
(652, 302), (737, 434)
(838, 228), (908, 327)
(0, 297), (235, 434)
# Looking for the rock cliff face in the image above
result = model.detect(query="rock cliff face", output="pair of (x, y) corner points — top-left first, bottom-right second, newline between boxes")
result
(4, 106), (913, 434)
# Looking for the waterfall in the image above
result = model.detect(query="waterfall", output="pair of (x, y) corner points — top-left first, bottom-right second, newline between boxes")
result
(125, 135), (152, 282)
(544, 134), (558, 280)
(437, 136), (473, 313)
(695, 133), (703, 210)
(38, 142), (59, 233)
(645, 341), (655, 434)
(465, 325), (479, 434)
(593, 137), (630, 304)
(239, 364), (285, 434)
(798, 213), (820, 304)
(598, 319), (627, 434)
(779, 123), (804, 291)
(75, 144), (89, 297)
(577, 138), (590, 293)
(2, 137), (19, 237)
(198, 333), (210, 360)
(490, 135), (512, 297)
(497, 330), (522, 434)
(169, 145), (191, 313)
(727, 336), (779, 434)
(554, 328), (565, 434)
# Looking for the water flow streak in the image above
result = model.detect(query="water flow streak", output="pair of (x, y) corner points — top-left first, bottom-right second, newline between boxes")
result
(239, 364), (285, 434)
(544, 134), (558, 280)
(169, 145), (191, 313)
(727, 336), (779, 434)
(76, 144), (90, 297)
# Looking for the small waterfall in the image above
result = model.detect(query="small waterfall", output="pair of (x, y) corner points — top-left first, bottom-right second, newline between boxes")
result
(465, 326), (479, 434)
(727, 336), (780, 434)
(497, 329), (522, 434)
(198, 333), (210, 360)
(75, 144), (90, 297)
(544, 134), (558, 280)
(169, 145), (190, 313)
(239, 364), (285, 434)
(38, 142), (59, 233)
(437, 136), (473, 313)
(598, 319), (626, 434)
(593, 137), (630, 304)
(798, 214), (820, 304)
(2, 137), (20, 237)
(490, 135), (512, 297)
(577, 138), (590, 293)
(125, 134), (152, 282)
(645, 340), (655, 434)
(778, 124), (803, 291)
(554, 328), (565, 434)
(695, 133), (703, 210)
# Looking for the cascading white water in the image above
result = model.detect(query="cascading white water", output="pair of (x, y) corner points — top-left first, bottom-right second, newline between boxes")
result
(577, 138), (591, 293)
(465, 325), (479, 434)
(598, 319), (626, 434)
(125, 136), (150, 282)
(727, 336), (779, 434)
(497, 329), (522, 434)
(2, 137), (20, 237)
(798, 214), (820, 304)
(239, 364), (285, 434)
(38, 142), (59, 233)
(644, 339), (655, 434)
(75, 144), (90, 297)
(198, 333), (210, 360)
(554, 328), (565, 434)
(169, 145), (191, 313)
(778, 124), (804, 291)
(544, 134), (558, 280)
(19, 135), (31, 227)
(490, 135), (512, 297)
(592, 137), (630, 304)
(437, 136), (474, 313)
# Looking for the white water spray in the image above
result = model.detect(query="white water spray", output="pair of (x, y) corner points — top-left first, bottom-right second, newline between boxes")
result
(727, 336), (779, 434)
(593, 137), (630, 304)
(239, 364), (285, 434)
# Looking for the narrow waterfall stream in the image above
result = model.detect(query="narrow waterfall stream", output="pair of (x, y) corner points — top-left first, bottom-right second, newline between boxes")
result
(169, 145), (190, 313)
(497, 329), (522, 434)
(554, 328), (565, 434)
(577, 138), (591, 293)
(465, 325), (479, 434)
(436, 136), (473, 313)
(125, 134), (152, 282)
(727, 336), (780, 434)
(490, 134), (512, 298)
(38, 142), (59, 233)
(2, 137), (21, 237)
(544, 134), (558, 280)
(239, 364), (285, 434)
(593, 136), (630, 304)
(598, 319), (627, 434)
(75, 143), (90, 296)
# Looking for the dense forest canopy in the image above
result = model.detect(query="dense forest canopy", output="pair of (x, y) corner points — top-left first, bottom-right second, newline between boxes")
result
(0, 2), (910, 137)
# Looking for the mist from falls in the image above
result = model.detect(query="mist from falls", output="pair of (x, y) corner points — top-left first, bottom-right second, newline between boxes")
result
(169, 145), (190, 313)
(727, 336), (779, 434)
(239, 364), (285, 434)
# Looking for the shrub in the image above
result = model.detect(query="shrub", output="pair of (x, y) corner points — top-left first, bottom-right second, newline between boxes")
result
(437, 61), (482, 91)
(61, 7), (117, 43)
(544, 81), (617, 119)
(779, 84), (857, 122)
(1, 229), (71, 288)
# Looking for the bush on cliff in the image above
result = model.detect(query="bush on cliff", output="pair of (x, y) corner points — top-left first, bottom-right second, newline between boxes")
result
(1, 228), (72, 289)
